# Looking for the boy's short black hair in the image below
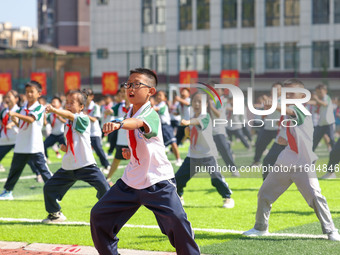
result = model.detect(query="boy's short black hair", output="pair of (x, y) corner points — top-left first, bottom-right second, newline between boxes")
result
(316, 84), (327, 91)
(283, 79), (304, 88)
(66, 90), (88, 106)
(26, 80), (42, 92)
(52, 96), (62, 104)
(130, 68), (158, 87)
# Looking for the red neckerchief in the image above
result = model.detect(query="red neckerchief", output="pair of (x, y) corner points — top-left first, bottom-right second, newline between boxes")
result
(1, 113), (9, 138)
(87, 109), (92, 114)
(286, 120), (298, 154)
(316, 105), (320, 114)
(129, 129), (140, 165)
(66, 122), (76, 162)
(190, 126), (198, 149)
(122, 106), (129, 113)
(51, 113), (57, 128)
(20, 109), (30, 129)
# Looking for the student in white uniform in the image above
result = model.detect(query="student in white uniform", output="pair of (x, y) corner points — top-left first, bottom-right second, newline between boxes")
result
(90, 68), (200, 255)
(84, 89), (110, 173)
(0, 90), (21, 172)
(44, 96), (66, 161)
(42, 90), (110, 223)
(0, 81), (52, 200)
(175, 91), (234, 208)
(243, 79), (340, 241)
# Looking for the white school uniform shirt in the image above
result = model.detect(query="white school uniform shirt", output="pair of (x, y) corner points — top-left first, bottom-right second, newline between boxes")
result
(170, 101), (181, 123)
(0, 104), (20, 145)
(46, 111), (65, 135)
(86, 101), (102, 137)
(210, 96), (228, 136)
(275, 106), (318, 167)
(101, 102), (114, 128)
(178, 97), (191, 121)
(226, 106), (244, 131)
(14, 101), (45, 153)
(111, 101), (129, 146)
(317, 95), (335, 126)
(62, 112), (96, 170)
(155, 101), (171, 125)
(188, 113), (218, 158)
(122, 101), (174, 189)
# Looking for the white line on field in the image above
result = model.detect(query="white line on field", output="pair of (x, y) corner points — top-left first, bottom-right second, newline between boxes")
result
(0, 217), (327, 239)
(0, 175), (37, 183)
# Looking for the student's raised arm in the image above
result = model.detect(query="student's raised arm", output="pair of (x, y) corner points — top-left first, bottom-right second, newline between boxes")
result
(45, 104), (75, 121)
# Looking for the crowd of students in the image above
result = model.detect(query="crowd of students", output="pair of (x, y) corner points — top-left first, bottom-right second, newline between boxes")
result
(0, 70), (339, 254)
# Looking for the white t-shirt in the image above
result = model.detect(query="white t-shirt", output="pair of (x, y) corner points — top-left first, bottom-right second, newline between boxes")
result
(122, 101), (174, 189)
(0, 105), (20, 145)
(112, 101), (129, 146)
(86, 101), (102, 137)
(62, 113), (96, 170)
(210, 96), (228, 136)
(276, 106), (318, 167)
(155, 101), (171, 125)
(188, 113), (218, 158)
(317, 95), (335, 126)
(14, 101), (45, 153)
(178, 97), (191, 121)
(46, 112), (65, 135)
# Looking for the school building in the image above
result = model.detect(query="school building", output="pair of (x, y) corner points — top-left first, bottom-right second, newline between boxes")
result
(90, 0), (340, 91)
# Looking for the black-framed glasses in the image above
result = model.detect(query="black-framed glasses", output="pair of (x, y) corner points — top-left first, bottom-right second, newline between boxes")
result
(123, 82), (152, 89)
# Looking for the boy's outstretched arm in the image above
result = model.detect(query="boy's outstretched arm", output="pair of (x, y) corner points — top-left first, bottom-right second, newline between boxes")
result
(102, 118), (148, 136)
(45, 105), (75, 121)
(8, 111), (36, 124)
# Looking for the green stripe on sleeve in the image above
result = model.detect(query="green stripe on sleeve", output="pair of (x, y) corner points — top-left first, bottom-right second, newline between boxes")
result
(292, 106), (306, 126)
(139, 110), (159, 139)
(75, 115), (90, 133)
(200, 114), (210, 130)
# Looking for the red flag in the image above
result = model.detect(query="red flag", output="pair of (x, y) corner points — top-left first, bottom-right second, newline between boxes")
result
(0, 73), (12, 94)
(102, 72), (119, 95)
(179, 71), (198, 84)
(31, 72), (47, 95)
(64, 72), (81, 94)
(220, 70), (239, 95)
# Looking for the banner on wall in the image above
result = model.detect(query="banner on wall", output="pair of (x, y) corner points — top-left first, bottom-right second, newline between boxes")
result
(31, 72), (47, 95)
(179, 71), (198, 84)
(102, 72), (119, 95)
(220, 70), (239, 86)
(0, 73), (12, 95)
(64, 72), (81, 94)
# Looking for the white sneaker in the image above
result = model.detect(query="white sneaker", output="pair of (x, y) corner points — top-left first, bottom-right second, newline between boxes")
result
(231, 170), (240, 177)
(243, 228), (269, 236)
(101, 166), (110, 175)
(0, 164), (5, 172)
(328, 231), (340, 241)
(0, 190), (13, 200)
(321, 172), (337, 179)
(42, 211), (67, 224)
(175, 159), (183, 166)
(36, 175), (44, 183)
(46, 159), (52, 164)
(223, 198), (235, 208)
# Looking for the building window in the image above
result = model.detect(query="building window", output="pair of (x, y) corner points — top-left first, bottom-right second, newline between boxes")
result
(180, 46), (194, 70)
(284, 42), (299, 69)
(196, 46), (209, 72)
(142, 0), (153, 33)
(313, 41), (329, 68)
(241, 44), (254, 70)
(265, 43), (280, 69)
(156, 47), (167, 73)
(97, 48), (108, 59)
(334, 41), (340, 68)
(242, 0), (255, 27)
(284, 0), (299, 25)
(222, 44), (238, 69)
(222, 0), (237, 28)
(197, 0), (210, 29)
(97, 0), (108, 5)
(179, 0), (192, 30)
(142, 47), (153, 70)
(155, 0), (166, 32)
(335, 0), (340, 23)
(266, 0), (280, 26)
(312, 0), (329, 24)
